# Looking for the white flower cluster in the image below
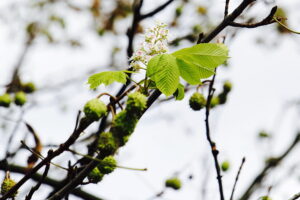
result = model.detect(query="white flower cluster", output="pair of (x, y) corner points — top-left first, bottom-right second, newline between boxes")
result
(130, 22), (169, 70)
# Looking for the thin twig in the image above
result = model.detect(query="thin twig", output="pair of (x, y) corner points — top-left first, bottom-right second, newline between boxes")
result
(0, 161), (103, 200)
(224, 0), (231, 17)
(203, 70), (225, 200)
(230, 157), (246, 200)
(239, 133), (300, 200)
(97, 92), (124, 110)
(25, 160), (50, 200)
(201, 0), (256, 43)
(228, 6), (278, 28)
(140, 0), (175, 20)
(5, 110), (25, 158)
(6, 37), (34, 93)
(289, 192), (300, 200)
(0, 116), (93, 200)
(21, 141), (68, 171)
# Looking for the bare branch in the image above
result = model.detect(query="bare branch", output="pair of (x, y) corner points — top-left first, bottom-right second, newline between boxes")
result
(0, 160), (103, 200)
(229, 6), (278, 28)
(25, 161), (50, 200)
(140, 0), (175, 20)
(230, 157), (246, 200)
(289, 192), (300, 200)
(239, 133), (300, 200)
(201, 0), (256, 43)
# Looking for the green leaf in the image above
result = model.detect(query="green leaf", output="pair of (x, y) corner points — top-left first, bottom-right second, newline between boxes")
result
(88, 71), (127, 89)
(172, 43), (228, 80)
(176, 59), (202, 85)
(173, 83), (185, 100)
(147, 54), (180, 96)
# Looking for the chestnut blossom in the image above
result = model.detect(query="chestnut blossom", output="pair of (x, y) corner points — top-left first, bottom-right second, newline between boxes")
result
(130, 22), (169, 70)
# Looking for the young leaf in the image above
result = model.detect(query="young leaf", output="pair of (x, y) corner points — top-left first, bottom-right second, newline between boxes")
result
(147, 54), (180, 96)
(173, 83), (185, 100)
(172, 43), (228, 79)
(176, 59), (202, 85)
(88, 71), (127, 89)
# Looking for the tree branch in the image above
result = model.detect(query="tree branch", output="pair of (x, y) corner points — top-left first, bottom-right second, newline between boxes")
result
(289, 192), (300, 200)
(25, 162), (50, 200)
(201, 0), (256, 43)
(0, 161), (104, 200)
(230, 157), (246, 200)
(140, 0), (175, 20)
(239, 133), (300, 200)
(229, 6), (278, 28)
(0, 116), (93, 200)
(44, 1), (280, 199)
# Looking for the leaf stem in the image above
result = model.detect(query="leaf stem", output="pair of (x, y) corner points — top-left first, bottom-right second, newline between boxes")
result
(273, 17), (300, 34)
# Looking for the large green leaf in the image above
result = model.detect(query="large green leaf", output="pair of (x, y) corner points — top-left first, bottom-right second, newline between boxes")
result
(176, 58), (202, 85)
(88, 71), (127, 89)
(172, 43), (228, 79)
(147, 54), (180, 96)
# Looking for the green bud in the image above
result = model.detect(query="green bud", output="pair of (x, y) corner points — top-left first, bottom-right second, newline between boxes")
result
(165, 177), (181, 190)
(197, 6), (207, 15)
(98, 156), (117, 174)
(116, 135), (131, 147)
(87, 167), (104, 183)
(221, 161), (230, 172)
(223, 81), (232, 93)
(259, 196), (272, 200)
(210, 96), (220, 108)
(97, 132), (117, 156)
(265, 157), (279, 166)
(14, 91), (27, 106)
(175, 6), (183, 17)
(1, 174), (17, 198)
(84, 99), (107, 121)
(126, 92), (147, 115)
(22, 82), (36, 93)
(218, 92), (227, 105)
(0, 93), (11, 108)
(97, 28), (105, 36)
(26, 22), (38, 38)
(111, 110), (138, 137)
(189, 92), (206, 111)
(258, 130), (270, 138)
(192, 25), (202, 34)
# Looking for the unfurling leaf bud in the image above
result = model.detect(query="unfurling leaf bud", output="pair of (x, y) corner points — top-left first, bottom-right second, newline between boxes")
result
(165, 177), (181, 190)
(97, 132), (117, 156)
(14, 91), (27, 106)
(1, 172), (18, 198)
(84, 99), (107, 121)
(111, 110), (138, 137)
(189, 92), (206, 111)
(0, 93), (11, 108)
(98, 156), (117, 174)
(88, 167), (104, 183)
(126, 92), (147, 115)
